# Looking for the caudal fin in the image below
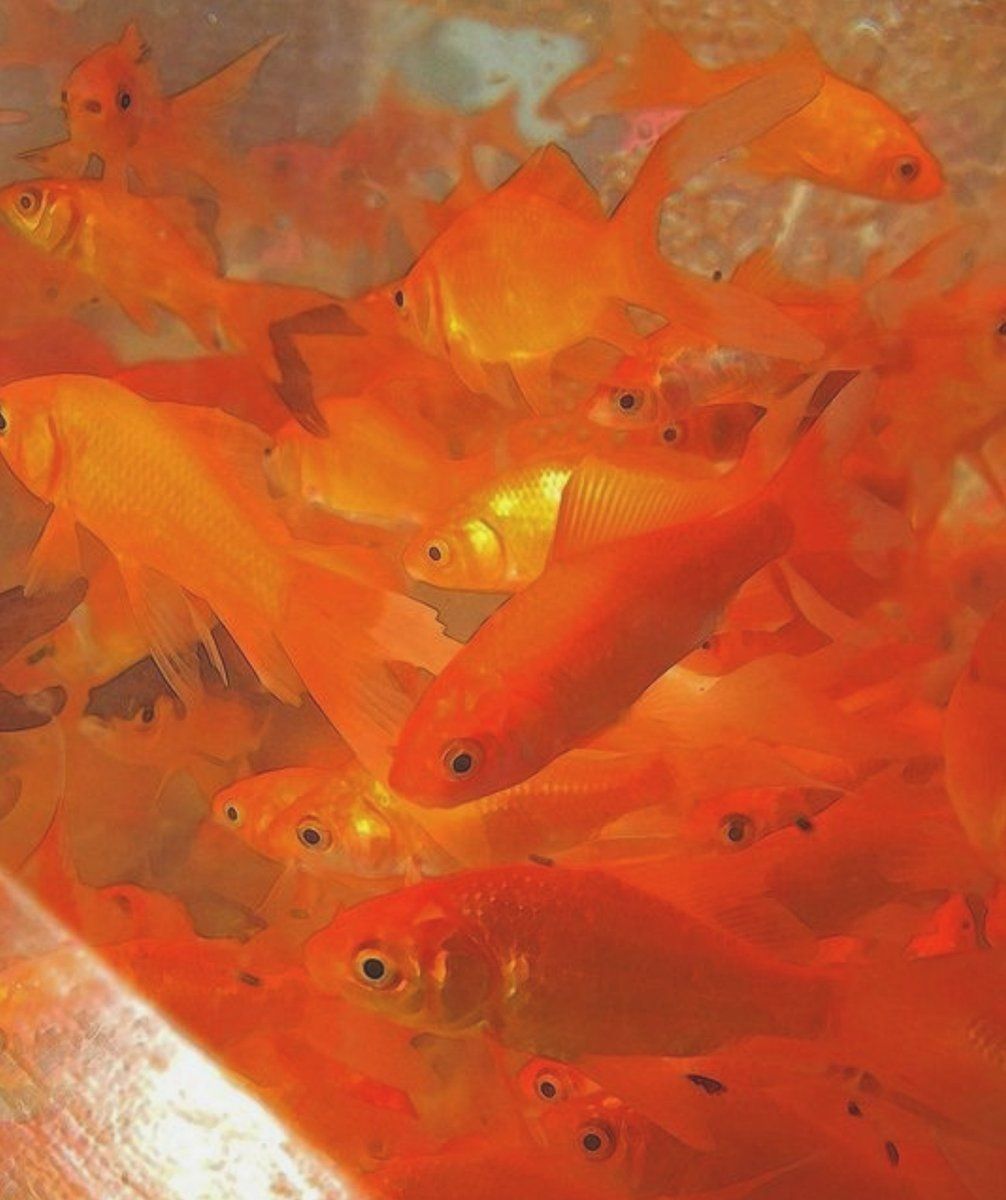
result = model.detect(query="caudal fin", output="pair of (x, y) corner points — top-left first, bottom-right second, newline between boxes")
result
(169, 34), (284, 125)
(278, 559), (457, 778)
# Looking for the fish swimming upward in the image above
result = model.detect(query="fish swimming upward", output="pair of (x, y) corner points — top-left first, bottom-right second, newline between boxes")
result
(390, 372), (875, 805)
(0, 374), (454, 776)
(385, 60), (827, 411)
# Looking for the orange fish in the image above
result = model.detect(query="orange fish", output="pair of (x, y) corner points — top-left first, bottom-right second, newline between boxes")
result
(0, 375), (453, 778)
(390, 373), (871, 805)
(385, 64), (825, 410)
(28, 22), (282, 207)
(0, 178), (357, 432)
(305, 863), (834, 1059)
(545, 27), (943, 202)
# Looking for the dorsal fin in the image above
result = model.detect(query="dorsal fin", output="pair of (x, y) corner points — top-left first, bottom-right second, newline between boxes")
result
(549, 455), (741, 562)
(500, 144), (605, 221)
(169, 33), (284, 123)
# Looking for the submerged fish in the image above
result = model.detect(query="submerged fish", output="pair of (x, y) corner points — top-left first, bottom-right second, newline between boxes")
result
(545, 28), (943, 201)
(386, 63), (825, 409)
(0, 374), (452, 777)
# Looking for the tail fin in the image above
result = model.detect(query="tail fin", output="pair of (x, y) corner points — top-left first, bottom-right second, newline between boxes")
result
(278, 559), (457, 779)
(169, 33), (284, 125)
(610, 47), (824, 249)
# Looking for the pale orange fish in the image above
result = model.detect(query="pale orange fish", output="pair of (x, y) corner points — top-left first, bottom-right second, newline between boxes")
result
(385, 63), (825, 410)
(545, 27), (943, 201)
(0, 375), (453, 779)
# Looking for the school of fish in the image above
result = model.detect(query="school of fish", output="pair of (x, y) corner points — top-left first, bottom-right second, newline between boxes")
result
(0, 4), (1004, 1198)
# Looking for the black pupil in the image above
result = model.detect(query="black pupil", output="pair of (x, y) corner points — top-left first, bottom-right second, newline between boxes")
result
(0, 411), (6, 433)
(301, 826), (322, 846)
(362, 957), (386, 981)
(727, 821), (746, 843)
(119, 90), (131, 110)
(899, 159), (917, 179)
(996, 320), (1006, 336)
(538, 1079), (557, 1099)
(225, 805), (239, 822)
(140, 706), (154, 723)
(617, 393), (637, 411)
(393, 289), (404, 308)
(582, 1132), (603, 1153)
(427, 544), (442, 562)
(19, 194), (33, 210)
(662, 426), (678, 442)
(451, 751), (473, 775)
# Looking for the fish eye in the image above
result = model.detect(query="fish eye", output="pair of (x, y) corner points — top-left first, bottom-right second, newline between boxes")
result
(17, 189), (41, 215)
(661, 425), (679, 443)
(424, 538), (450, 565)
(392, 288), (406, 310)
(0, 408), (6, 434)
(577, 1121), (617, 1161)
(353, 947), (399, 990)
(995, 318), (1006, 338)
(719, 812), (754, 847)
(893, 155), (920, 182)
(117, 88), (132, 111)
(296, 819), (332, 851)
(139, 705), (155, 724)
(442, 739), (483, 780)
(222, 802), (244, 827)
(533, 1069), (565, 1103)
(613, 389), (643, 414)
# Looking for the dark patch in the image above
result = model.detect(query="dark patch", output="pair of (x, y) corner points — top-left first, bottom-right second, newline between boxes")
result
(85, 657), (173, 722)
(0, 685), (66, 731)
(237, 971), (263, 988)
(270, 302), (364, 437)
(686, 1074), (726, 1094)
(798, 370), (860, 437)
(885, 1141), (900, 1167)
(847, 1101), (862, 1117)
(0, 579), (87, 670)
(529, 854), (555, 868)
(794, 815), (814, 833)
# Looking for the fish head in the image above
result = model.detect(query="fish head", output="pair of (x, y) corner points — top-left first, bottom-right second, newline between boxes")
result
(388, 264), (447, 358)
(515, 1056), (597, 1109)
(586, 382), (666, 430)
(536, 1095), (645, 1186)
(305, 888), (495, 1032)
(0, 179), (84, 261)
(853, 107), (944, 202)
(0, 376), (67, 499)
(211, 767), (327, 859)
(391, 674), (552, 805)
(273, 784), (405, 879)
(403, 517), (506, 591)
(62, 22), (155, 152)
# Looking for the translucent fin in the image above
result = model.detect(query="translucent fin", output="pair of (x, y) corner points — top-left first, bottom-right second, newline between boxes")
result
(23, 509), (82, 598)
(610, 50), (824, 246)
(498, 144), (605, 222)
(169, 33), (284, 124)
(549, 456), (740, 562)
(116, 558), (206, 699)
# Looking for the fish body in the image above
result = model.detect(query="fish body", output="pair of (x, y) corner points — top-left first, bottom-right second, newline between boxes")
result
(305, 864), (833, 1059)
(0, 375), (452, 774)
(547, 28), (943, 201)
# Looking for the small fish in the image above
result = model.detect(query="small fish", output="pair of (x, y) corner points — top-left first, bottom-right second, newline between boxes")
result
(0, 178), (358, 432)
(545, 28), (943, 202)
(386, 64), (825, 410)
(0, 375), (453, 778)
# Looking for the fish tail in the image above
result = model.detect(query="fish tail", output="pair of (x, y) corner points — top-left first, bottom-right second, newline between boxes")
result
(277, 558), (457, 780)
(609, 49), (824, 253)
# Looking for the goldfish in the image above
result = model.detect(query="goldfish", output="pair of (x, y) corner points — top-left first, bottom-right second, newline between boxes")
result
(390, 372), (873, 805)
(28, 23), (283, 209)
(213, 750), (675, 889)
(386, 63), (826, 410)
(545, 28), (943, 201)
(0, 375), (453, 777)
(0, 178), (357, 432)
(305, 863), (834, 1059)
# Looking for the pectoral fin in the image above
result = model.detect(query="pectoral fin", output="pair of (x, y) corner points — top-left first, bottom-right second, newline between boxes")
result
(24, 509), (83, 598)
